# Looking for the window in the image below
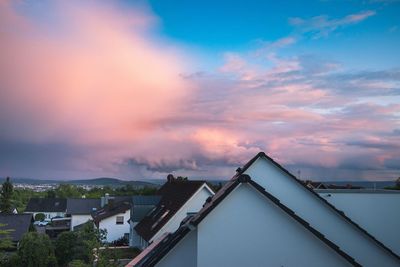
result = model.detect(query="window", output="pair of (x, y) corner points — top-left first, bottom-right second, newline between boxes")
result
(116, 216), (124, 225)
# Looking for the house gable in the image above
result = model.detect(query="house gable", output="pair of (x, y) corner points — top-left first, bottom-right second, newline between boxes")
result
(135, 181), (214, 243)
(241, 152), (400, 266)
(195, 182), (355, 267)
(150, 184), (214, 243)
(130, 175), (359, 267)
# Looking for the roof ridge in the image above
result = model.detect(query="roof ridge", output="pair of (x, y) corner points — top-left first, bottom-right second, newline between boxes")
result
(132, 174), (362, 267)
(240, 152), (400, 261)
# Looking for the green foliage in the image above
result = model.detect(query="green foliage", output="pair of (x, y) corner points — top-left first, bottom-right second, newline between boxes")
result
(0, 177), (14, 214)
(35, 213), (45, 221)
(55, 231), (78, 267)
(46, 190), (56, 198)
(17, 232), (57, 267)
(12, 188), (46, 213)
(68, 260), (90, 267)
(54, 222), (107, 266)
(54, 184), (83, 198)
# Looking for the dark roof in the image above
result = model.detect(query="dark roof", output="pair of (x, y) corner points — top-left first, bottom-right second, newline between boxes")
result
(91, 200), (131, 224)
(132, 195), (162, 206)
(0, 214), (33, 242)
(25, 198), (67, 213)
(131, 196), (162, 222)
(66, 198), (101, 214)
(134, 180), (209, 242)
(131, 174), (361, 267)
(237, 152), (400, 261)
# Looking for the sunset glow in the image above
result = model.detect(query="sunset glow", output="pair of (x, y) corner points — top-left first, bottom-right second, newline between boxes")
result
(1, 0), (399, 181)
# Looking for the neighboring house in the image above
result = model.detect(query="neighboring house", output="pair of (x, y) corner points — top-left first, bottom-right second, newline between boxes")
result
(24, 198), (67, 221)
(92, 196), (132, 243)
(134, 176), (214, 249)
(317, 189), (400, 256)
(128, 152), (400, 267)
(0, 214), (33, 246)
(66, 198), (101, 230)
(129, 195), (162, 247)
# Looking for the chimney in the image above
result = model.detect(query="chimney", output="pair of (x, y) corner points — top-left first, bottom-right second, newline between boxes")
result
(167, 174), (175, 183)
(101, 193), (110, 208)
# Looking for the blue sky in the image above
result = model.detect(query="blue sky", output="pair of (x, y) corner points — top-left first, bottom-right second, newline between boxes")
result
(0, 0), (399, 181)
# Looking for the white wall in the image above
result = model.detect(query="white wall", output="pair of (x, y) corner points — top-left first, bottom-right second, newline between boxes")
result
(99, 209), (130, 243)
(157, 229), (197, 267)
(319, 191), (400, 255)
(71, 214), (92, 230)
(150, 185), (213, 243)
(244, 157), (399, 267)
(158, 183), (353, 267)
(129, 221), (140, 247)
(26, 211), (65, 221)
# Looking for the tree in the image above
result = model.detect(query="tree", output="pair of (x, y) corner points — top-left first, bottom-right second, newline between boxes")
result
(17, 232), (57, 267)
(55, 231), (78, 267)
(0, 177), (14, 214)
(35, 213), (45, 221)
(54, 184), (82, 198)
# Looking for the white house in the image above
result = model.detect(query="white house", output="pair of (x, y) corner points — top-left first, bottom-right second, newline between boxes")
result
(317, 189), (400, 256)
(133, 176), (214, 249)
(127, 152), (400, 267)
(92, 197), (132, 243)
(66, 198), (101, 230)
(24, 198), (67, 221)
(129, 195), (162, 247)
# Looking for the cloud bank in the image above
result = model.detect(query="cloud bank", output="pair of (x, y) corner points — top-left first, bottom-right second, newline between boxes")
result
(0, 1), (399, 181)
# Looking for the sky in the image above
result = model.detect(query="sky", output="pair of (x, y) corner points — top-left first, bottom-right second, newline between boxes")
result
(0, 0), (399, 181)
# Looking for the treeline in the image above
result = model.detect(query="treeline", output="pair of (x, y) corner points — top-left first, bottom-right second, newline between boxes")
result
(12, 182), (158, 212)
(0, 222), (132, 267)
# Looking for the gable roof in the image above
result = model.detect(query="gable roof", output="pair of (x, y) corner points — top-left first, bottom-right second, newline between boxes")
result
(91, 200), (131, 224)
(130, 174), (361, 267)
(66, 198), (101, 215)
(134, 180), (210, 242)
(131, 196), (162, 222)
(132, 195), (162, 206)
(0, 214), (33, 242)
(238, 152), (400, 261)
(25, 198), (67, 213)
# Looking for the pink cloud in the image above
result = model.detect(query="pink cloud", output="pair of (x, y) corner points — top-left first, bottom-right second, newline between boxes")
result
(0, 1), (189, 145)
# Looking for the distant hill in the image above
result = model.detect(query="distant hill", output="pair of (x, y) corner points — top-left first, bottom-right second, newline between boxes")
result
(0, 177), (159, 188)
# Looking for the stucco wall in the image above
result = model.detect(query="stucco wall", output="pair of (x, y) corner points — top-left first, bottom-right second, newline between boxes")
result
(150, 186), (213, 243)
(195, 183), (353, 267)
(156, 229), (197, 267)
(319, 191), (400, 255)
(244, 158), (399, 267)
(71, 214), (92, 230)
(99, 209), (130, 242)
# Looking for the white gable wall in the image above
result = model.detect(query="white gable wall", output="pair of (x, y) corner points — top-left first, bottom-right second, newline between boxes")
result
(319, 191), (400, 255)
(150, 185), (213, 243)
(194, 183), (353, 267)
(99, 209), (130, 243)
(156, 229), (197, 267)
(244, 157), (399, 267)
(70, 214), (92, 230)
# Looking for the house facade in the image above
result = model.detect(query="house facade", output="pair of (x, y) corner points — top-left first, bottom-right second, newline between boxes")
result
(92, 197), (132, 243)
(317, 189), (400, 256)
(129, 195), (162, 247)
(128, 152), (400, 267)
(133, 177), (214, 249)
(66, 198), (101, 230)
(24, 198), (67, 221)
